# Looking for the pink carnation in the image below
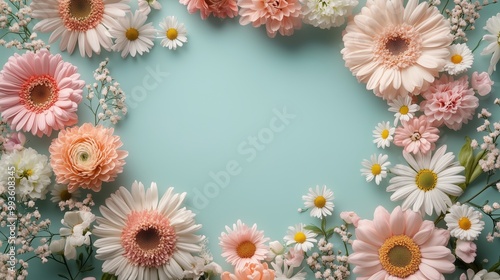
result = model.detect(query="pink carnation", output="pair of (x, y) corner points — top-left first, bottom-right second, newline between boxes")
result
(394, 115), (440, 155)
(49, 123), (128, 192)
(455, 240), (477, 264)
(180, 0), (238, 19)
(471, 71), (494, 96)
(238, 0), (302, 38)
(420, 74), (479, 131)
(340, 211), (360, 227)
(221, 262), (275, 280)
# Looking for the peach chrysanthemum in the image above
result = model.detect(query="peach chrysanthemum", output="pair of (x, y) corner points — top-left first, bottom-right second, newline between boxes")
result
(49, 123), (128, 192)
(221, 262), (275, 280)
(180, 0), (238, 19)
(0, 49), (84, 137)
(341, 0), (453, 100)
(238, 0), (302, 38)
(349, 206), (455, 279)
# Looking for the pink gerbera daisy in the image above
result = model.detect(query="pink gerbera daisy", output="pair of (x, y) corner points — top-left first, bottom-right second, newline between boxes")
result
(341, 0), (453, 100)
(394, 115), (440, 155)
(349, 206), (455, 279)
(180, 0), (238, 19)
(238, 0), (302, 38)
(420, 74), (479, 131)
(219, 220), (270, 268)
(0, 49), (84, 137)
(31, 0), (130, 57)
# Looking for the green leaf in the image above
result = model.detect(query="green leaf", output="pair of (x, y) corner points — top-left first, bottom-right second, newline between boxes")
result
(58, 274), (69, 280)
(470, 151), (486, 184)
(458, 137), (474, 184)
(325, 228), (335, 239)
(304, 225), (323, 235)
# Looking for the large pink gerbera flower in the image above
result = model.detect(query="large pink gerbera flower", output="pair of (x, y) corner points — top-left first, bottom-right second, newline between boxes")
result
(31, 0), (130, 57)
(341, 0), (453, 100)
(0, 49), (84, 137)
(238, 0), (302, 38)
(180, 0), (238, 19)
(420, 74), (479, 131)
(349, 206), (455, 279)
(49, 123), (128, 192)
(394, 115), (440, 155)
(219, 220), (270, 268)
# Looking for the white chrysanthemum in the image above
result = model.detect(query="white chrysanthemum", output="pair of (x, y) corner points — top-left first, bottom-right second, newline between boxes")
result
(481, 13), (500, 74)
(387, 145), (465, 216)
(93, 181), (204, 280)
(0, 147), (52, 201)
(272, 257), (307, 280)
(159, 16), (187, 50)
(373, 121), (395, 148)
(31, 0), (131, 57)
(445, 203), (485, 241)
(361, 154), (390, 185)
(387, 95), (420, 126)
(50, 184), (80, 203)
(60, 211), (96, 260)
(302, 185), (334, 218)
(444, 43), (474, 75)
(108, 11), (156, 58)
(138, 0), (162, 15)
(300, 0), (358, 29)
(283, 224), (317, 252)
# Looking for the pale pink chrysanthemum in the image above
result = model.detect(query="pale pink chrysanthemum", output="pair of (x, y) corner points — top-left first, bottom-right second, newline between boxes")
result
(238, 0), (302, 38)
(394, 115), (440, 155)
(0, 49), (84, 137)
(49, 123), (128, 192)
(93, 181), (204, 279)
(180, 0), (238, 19)
(31, 0), (130, 57)
(219, 220), (270, 268)
(341, 0), (453, 100)
(420, 74), (479, 131)
(349, 206), (455, 279)
(221, 262), (275, 280)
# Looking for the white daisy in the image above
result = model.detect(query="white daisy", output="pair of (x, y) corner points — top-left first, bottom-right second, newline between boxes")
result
(444, 43), (474, 75)
(108, 11), (156, 58)
(0, 147), (52, 201)
(300, 0), (358, 29)
(302, 185), (334, 218)
(387, 145), (465, 216)
(159, 16), (187, 50)
(50, 184), (80, 203)
(481, 13), (500, 74)
(445, 203), (485, 241)
(283, 224), (317, 252)
(138, 0), (162, 15)
(387, 96), (420, 126)
(60, 211), (96, 260)
(360, 154), (390, 185)
(372, 121), (395, 149)
(93, 181), (204, 280)
(31, 0), (131, 57)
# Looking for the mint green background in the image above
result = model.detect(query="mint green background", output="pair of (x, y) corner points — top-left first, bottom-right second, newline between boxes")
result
(1, 0), (500, 279)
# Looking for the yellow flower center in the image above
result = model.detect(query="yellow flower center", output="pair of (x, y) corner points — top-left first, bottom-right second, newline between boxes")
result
(236, 241), (257, 258)
(416, 169), (437, 191)
(458, 217), (472, 230)
(381, 129), (390, 139)
(379, 235), (421, 278)
(399, 105), (409, 115)
(294, 232), (306, 244)
(22, 169), (34, 177)
(125, 28), (139, 41)
(372, 164), (382, 176)
(166, 28), (178, 40)
(314, 196), (326, 208)
(451, 54), (463, 64)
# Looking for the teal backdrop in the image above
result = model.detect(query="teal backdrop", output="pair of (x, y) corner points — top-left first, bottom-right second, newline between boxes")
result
(1, 0), (499, 279)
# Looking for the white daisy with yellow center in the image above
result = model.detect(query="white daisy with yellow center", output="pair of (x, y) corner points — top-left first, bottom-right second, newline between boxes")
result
(159, 16), (187, 50)
(361, 154), (390, 185)
(373, 121), (395, 149)
(108, 11), (157, 58)
(283, 224), (317, 252)
(302, 185), (334, 218)
(444, 43), (474, 75)
(387, 95), (420, 126)
(445, 203), (485, 241)
(50, 184), (81, 203)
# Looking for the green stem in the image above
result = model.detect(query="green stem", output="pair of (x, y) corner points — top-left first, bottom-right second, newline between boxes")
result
(61, 255), (75, 280)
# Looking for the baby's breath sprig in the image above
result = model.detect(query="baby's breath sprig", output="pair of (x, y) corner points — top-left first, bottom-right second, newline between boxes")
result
(85, 59), (127, 127)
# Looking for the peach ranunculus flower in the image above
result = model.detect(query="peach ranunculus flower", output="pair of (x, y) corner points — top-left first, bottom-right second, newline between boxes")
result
(49, 123), (128, 192)
(221, 262), (275, 280)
